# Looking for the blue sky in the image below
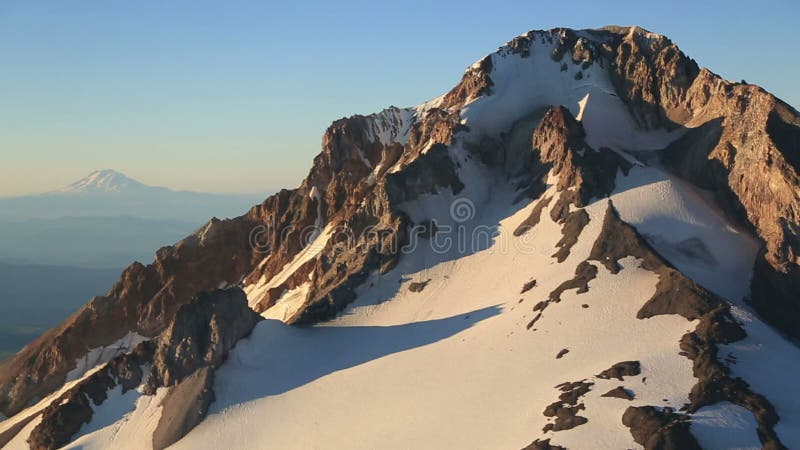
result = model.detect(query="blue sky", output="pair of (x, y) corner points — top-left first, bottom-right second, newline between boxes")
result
(0, 0), (797, 195)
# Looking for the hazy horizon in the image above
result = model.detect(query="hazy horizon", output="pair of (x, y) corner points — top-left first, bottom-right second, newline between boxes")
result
(0, 168), (270, 198)
(1, 0), (798, 196)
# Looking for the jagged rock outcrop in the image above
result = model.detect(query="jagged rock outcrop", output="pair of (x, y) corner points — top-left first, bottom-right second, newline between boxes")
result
(592, 202), (784, 448)
(519, 25), (800, 339)
(144, 289), (261, 393)
(146, 289), (260, 449)
(23, 289), (259, 450)
(27, 341), (156, 450)
(0, 25), (798, 450)
(587, 27), (800, 339)
(622, 406), (701, 450)
(0, 215), (261, 417)
(658, 84), (800, 338)
(531, 106), (629, 221)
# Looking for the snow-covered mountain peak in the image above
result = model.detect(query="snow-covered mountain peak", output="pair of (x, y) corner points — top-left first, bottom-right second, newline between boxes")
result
(58, 169), (150, 194)
(2, 25), (800, 450)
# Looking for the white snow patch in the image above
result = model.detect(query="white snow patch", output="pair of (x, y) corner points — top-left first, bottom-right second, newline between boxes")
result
(61, 388), (167, 450)
(3, 415), (42, 450)
(308, 185), (324, 236)
(691, 402), (761, 450)
(260, 281), (311, 322)
(66, 331), (148, 382)
(611, 165), (760, 302)
(718, 306), (800, 448)
(244, 224), (333, 308)
(172, 179), (697, 450)
(356, 147), (372, 168)
(458, 37), (680, 153)
(0, 364), (107, 444)
(365, 107), (416, 146)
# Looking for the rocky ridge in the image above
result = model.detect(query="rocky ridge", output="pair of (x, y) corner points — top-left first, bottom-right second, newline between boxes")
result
(0, 25), (798, 449)
(23, 289), (259, 450)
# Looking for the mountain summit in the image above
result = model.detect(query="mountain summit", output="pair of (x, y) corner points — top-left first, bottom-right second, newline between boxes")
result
(1, 26), (799, 450)
(57, 169), (150, 195)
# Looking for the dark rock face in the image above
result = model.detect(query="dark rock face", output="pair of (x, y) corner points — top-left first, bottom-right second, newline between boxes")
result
(24, 289), (260, 450)
(542, 381), (593, 432)
(531, 106), (630, 224)
(526, 261), (597, 332)
(408, 279), (431, 293)
(0, 213), (261, 417)
(750, 255), (800, 339)
(594, 26), (800, 339)
(589, 201), (720, 321)
(548, 261), (597, 303)
(596, 361), (641, 381)
(28, 341), (155, 450)
(144, 289), (261, 394)
(521, 278), (538, 294)
(152, 367), (216, 450)
(552, 208), (590, 262)
(622, 406), (701, 450)
(601, 386), (634, 401)
(521, 438), (566, 450)
(592, 202), (785, 448)
(514, 196), (551, 237)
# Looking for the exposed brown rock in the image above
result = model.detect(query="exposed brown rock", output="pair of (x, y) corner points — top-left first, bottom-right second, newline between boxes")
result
(526, 313), (543, 330)
(591, 201), (785, 448)
(24, 288), (260, 450)
(514, 196), (552, 237)
(599, 26), (800, 339)
(602, 386), (634, 401)
(589, 201), (719, 320)
(442, 55), (494, 107)
(152, 367), (215, 450)
(542, 380), (593, 432)
(524, 261), (596, 332)
(28, 341), (155, 450)
(144, 289), (261, 394)
(521, 438), (566, 450)
(555, 348), (569, 359)
(521, 278), (538, 294)
(531, 106), (630, 225)
(408, 279), (431, 293)
(603, 26), (701, 129)
(552, 209), (590, 262)
(597, 361), (641, 381)
(622, 406), (701, 450)
(548, 261), (598, 303)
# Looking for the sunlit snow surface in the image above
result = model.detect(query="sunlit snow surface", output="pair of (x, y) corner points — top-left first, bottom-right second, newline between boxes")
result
(43, 32), (800, 450)
(175, 179), (696, 450)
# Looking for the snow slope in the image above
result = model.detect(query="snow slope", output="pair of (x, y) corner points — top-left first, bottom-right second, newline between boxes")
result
(175, 178), (698, 450)
(11, 28), (800, 450)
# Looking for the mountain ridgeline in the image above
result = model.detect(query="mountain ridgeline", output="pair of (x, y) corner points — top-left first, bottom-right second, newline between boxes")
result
(1, 26), (799, 450)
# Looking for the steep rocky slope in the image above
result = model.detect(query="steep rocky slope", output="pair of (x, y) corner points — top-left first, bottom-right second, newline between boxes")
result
(1, 26), (799, 450)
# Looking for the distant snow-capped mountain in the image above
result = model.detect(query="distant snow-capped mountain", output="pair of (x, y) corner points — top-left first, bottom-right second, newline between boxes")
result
(0, 169), (267, 268)
(0, 169), (265, 222)
(57, 169), (151, 194)
(1, 26), (800, 450)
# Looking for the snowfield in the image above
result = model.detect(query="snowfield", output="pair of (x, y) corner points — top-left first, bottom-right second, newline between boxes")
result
(174, 180), (699, 450)
(6, 28), (800, 450)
